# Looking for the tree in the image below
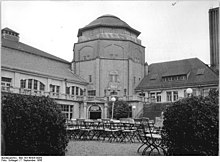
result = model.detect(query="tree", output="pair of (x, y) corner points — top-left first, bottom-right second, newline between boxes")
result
(108, 100), (131, 119)
(1, 93), (69, 156)
(162, 89), (219, 155)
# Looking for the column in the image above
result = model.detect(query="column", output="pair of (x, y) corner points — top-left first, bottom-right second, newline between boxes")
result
(103, 102), (108, 119)
(81, 102), (87, 119)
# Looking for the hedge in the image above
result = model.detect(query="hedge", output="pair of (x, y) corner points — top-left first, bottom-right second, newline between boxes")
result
(162, 89), (219, 155)
(1, 93), (69, 156)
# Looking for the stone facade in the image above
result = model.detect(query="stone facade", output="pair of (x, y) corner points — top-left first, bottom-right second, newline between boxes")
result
(73, 15), (145, 99)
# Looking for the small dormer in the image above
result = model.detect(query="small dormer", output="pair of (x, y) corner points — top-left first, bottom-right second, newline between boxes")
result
(1, 27), (19, 42)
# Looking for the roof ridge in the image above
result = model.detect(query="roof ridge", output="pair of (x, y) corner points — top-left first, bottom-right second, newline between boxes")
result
(149, 57), (198, 66)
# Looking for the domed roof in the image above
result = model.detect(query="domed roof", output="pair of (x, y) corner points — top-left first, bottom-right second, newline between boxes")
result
(77, 14), (140, 37)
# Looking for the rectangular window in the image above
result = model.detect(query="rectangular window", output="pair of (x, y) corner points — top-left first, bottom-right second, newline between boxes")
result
(1, 77), (12, 91)
(56, 86), (60, 94)
(150, 93), (155, 99)
(28, 79), (32, 89)
(40, 83), (45, 91)
(76, 87), (79, 95)
(50, 85), (55, 92)
(173, 91), (178, 101)
(60, 104), (74, 120)
(167, 92), (172, 102)
(150, 93), (156, 102)
(133, 77), (136, 85)
(34, 80), (38, 90)
(156, 92), (161, 102)
(2, 77), (12, 82)
(72, 86), (75, 95)
(80, 89), (83, 96)
(89, 75), (92, 82)
(20, 80), (26, 89)
(88, 90), (96, 96)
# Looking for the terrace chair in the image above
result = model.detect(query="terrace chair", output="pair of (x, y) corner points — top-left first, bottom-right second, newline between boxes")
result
(133, 119), (143, 142)
(90, 119), (104, 141)
(104, 121), (121, 143)
(120, 121), (136, 143)
(76, 119), (92, 140)
(136, 124), (148, 153)
(101, 119), (111, 141)
(140, 121), (167, 155)
(66, 119), (79, 140)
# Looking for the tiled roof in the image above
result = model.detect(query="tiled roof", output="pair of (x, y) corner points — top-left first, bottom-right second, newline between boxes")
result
(2, 27), (19, 35)
(78, 15), (140, 37)
(136, 58), (219, 91)
(1, 38), (88, 84)
(2, 38), (69, 63)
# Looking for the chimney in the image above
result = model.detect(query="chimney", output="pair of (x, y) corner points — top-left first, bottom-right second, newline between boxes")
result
(1, 27), (19, 42)
(144, 62), (149, 76)
(209, 7), (219, 72)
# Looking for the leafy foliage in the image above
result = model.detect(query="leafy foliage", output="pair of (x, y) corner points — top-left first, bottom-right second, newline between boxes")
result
(162, 89), (219, 155)
(108, 100), (131, 119)
(1, 93), (69, 156)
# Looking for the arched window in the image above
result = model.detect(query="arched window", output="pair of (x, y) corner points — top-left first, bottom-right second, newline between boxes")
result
(66, 86), (84, 96)
(20, 79), (45, 91)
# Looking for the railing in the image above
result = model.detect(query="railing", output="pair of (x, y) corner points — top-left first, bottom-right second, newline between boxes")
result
(1, 86), (84, 101)
(2, 86), (184, 103)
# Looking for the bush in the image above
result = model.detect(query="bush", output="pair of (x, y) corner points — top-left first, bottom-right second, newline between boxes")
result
(162, 89), (219, 155)
(1, 93), (69, 156)
(108, 100), (131, 119)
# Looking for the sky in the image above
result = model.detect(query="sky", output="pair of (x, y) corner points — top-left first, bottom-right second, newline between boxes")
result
(1, 0), (220, 65)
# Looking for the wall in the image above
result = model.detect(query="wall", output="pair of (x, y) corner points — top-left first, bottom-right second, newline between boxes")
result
(74, 38), (145, 97)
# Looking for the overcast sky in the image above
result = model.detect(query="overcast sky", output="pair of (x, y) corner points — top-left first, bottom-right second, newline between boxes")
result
(1, 0), (219, 65)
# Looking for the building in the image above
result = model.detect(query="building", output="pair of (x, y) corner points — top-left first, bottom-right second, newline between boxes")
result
(135, 58), (219, 103)
(209, 7), (219, 73)
(72, 15), (145, 99)
(1, 27), (108, 120)
(2, 13), (218, 120)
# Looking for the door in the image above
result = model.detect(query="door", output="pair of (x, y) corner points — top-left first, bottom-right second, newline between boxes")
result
(89, 105), (102, 120)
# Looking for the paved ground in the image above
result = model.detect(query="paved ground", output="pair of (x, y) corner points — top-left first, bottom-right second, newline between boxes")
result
(66, 140), (142, 156)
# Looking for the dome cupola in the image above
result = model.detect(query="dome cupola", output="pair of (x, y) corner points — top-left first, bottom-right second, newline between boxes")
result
(77, 14), (141, 44)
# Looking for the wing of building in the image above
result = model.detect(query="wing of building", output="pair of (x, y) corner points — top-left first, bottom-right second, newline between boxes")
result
(135, 58), (219, 103)
(1, 27), (94, 120)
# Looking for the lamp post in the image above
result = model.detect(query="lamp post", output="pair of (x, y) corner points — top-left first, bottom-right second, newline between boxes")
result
(111, 96), (116, 119)
(186, 88), (193, 97)
(132, 105), (136, 118)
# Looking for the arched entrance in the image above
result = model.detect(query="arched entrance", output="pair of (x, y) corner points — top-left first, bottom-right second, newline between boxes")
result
(89, 105), (102, 119)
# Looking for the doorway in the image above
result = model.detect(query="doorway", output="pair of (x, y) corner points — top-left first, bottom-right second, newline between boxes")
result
(89, 105), (102, 120)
